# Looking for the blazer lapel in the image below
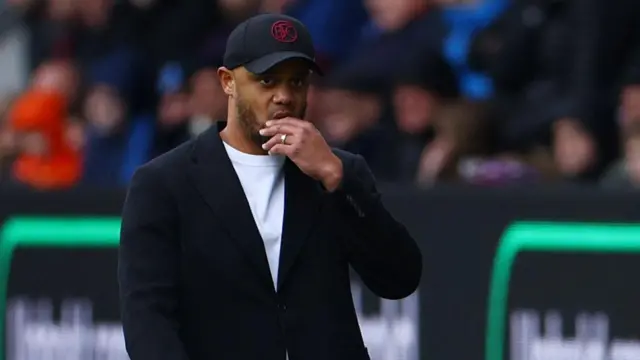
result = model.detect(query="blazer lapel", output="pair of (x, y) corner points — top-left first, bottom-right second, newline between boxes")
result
(187, 123), (274, 290)
(277, 160), (323, 291)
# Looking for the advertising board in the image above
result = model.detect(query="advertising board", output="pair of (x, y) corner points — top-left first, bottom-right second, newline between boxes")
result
(0, 216), (420, 360)
(486, 222), (640, 360)
(0, 217), (123, 360)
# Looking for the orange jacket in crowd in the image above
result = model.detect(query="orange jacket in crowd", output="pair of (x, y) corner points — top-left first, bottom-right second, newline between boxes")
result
(8, 89), (82, 190)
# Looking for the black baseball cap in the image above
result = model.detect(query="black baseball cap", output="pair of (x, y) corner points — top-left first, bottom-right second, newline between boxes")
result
(223, 13), (323, 76)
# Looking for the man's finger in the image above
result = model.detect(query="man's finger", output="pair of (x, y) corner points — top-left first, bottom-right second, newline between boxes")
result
(267, 143), (291, 156)
(262, 134), (295, 151)
(259, 124), (299, 137)
(261, 135), (281, 151)
(265, 117), (307, 128)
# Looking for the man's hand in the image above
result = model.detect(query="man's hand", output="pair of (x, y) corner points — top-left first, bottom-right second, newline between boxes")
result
(553, 118), (597, 176)
(260, 118), (343, 191)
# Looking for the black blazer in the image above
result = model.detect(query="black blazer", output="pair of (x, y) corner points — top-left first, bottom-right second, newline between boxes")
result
(118, 123), (422, 360)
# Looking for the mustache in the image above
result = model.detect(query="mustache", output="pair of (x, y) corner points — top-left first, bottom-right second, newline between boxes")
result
(271, 110), (292, 119)
(269, 105), (307, 120)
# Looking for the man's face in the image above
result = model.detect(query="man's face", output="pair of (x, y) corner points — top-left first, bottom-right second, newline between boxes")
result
(221, 59), (311, 147)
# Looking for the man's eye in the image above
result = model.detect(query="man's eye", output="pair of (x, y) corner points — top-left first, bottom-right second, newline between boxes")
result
(291, 79), (305, 87)
(260, 78), (275, 86)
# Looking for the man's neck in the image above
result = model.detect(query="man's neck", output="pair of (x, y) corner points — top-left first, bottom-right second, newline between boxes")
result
(220, 120), (267, 155)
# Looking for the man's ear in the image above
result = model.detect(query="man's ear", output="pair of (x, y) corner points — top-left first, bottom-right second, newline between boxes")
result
(217, 67), (235, 97)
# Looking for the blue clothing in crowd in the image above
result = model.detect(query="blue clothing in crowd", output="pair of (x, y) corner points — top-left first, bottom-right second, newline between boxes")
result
(441, 0), (507, 99)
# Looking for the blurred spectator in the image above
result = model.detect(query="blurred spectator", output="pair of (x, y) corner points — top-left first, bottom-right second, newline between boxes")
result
(152, 65), (226, 157)
(137, 0), (217, 74)
(414, 100), (488, 184)
(392, 40), (467, 184)
(284, 0), (370, 71)
(0, 59), (81, 188)
(153, 61), (191, 156)
(28, 59), (84, 156)
(316, 0), (466, 182)
(81, 46), (152, 186)
(218, 0), (261, 19)
(6, 88), (81, 189)
(439, 0), (506, 100)
(468, 0), (600, 180)
(621, 86), (640, 127)
(601, 0), (640, 186)
(615, 0), (640, 129)
(188, 68), (225, 133)
(601, 123), (640, 188)
(31, 59), (77, 95)
(20, 0), (76, 70)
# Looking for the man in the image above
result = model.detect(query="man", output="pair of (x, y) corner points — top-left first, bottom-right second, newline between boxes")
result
(118, 13), (422, 360)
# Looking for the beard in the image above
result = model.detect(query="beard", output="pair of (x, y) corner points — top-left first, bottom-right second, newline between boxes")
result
(236, 96), (267, 149)
(235, 94), (307, 150)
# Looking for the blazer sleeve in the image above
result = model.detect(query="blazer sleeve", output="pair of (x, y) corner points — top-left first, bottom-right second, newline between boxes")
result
(330, 152), (423, 300)
(118, 164), (190, 360)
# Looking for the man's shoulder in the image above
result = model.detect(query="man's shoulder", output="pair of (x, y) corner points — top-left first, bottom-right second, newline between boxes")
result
(137, 139), (195, 176)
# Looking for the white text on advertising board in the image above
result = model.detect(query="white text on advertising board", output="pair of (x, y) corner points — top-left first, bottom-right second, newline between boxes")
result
(511, 309), (640, 360)
(6, 298), (128, 360)
(6, 284), (419, 360)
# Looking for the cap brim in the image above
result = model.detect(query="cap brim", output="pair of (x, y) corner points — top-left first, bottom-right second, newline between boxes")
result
(244, 51), (323, 76)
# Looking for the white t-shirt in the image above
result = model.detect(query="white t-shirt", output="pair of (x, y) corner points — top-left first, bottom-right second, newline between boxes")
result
(224, 143), (289, 359)
(223, 142), (285, 288)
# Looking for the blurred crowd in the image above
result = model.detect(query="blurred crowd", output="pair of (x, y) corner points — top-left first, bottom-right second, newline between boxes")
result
(1, 0), (640, 189)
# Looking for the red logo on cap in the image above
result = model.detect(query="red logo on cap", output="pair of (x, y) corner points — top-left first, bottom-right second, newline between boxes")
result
(271, 21), (298, 43)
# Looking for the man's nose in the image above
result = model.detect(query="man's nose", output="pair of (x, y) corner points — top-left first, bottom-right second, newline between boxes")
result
(272, 86), (293, 105)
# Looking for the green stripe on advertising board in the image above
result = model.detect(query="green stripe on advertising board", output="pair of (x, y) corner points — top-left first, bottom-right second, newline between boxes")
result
(485, 222), (640, 360)
(0, 217), (121, 359)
